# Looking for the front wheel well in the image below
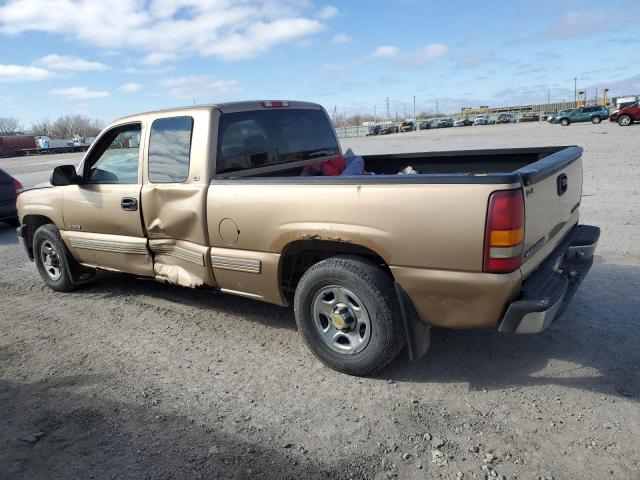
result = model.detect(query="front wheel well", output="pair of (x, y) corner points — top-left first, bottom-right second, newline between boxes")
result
(22, 215), (55, 255)
(280, 240), (391, 300)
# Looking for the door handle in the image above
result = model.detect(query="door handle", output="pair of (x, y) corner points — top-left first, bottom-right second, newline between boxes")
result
(121, 197), (138, 211)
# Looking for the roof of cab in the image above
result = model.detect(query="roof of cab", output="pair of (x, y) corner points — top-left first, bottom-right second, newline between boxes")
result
(110, 100), (323, 126)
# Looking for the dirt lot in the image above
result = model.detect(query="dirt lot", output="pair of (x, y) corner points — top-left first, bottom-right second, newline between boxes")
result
(1, 121), (639, 479)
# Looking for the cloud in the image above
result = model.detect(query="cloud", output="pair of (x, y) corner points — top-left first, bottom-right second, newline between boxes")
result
(119, 82), (142, 93)
(452, 50), (496, 69)
(540, 11), (605, 40)
(317, 5), (338, 19)
(142, 52), (177, 66)
(371, 45), (400, 59)
(36, 54), (107, 71)
(0, 64), (52, 82)
(370, 43), (447, 67)
(0, 0), (330, 63)
(159, 75), (239, 99)
(331, 33), (351, 45)
(50, 86), (109, 99)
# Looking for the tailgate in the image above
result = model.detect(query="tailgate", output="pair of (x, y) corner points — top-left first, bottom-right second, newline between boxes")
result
(516, 147), (583, 274)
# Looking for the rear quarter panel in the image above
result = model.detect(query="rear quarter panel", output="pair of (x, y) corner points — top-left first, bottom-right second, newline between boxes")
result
(206, 180), (510, 271)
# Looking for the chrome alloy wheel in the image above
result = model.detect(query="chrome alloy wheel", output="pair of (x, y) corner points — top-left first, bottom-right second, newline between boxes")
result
(40, 240), (62, 281)
(312, 285), (371, 355)
(619, 115), (632, 126)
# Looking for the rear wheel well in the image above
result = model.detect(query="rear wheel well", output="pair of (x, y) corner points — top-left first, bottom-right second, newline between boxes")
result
(280, 240), (391, 300)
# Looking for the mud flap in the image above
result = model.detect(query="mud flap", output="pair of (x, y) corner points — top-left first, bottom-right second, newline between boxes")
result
(64, 244), (97, 285)
(395, 282), (430, 361)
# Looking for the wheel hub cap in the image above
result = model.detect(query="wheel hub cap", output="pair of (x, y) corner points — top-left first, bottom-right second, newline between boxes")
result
(312, 286), (371, 355)
(330, 304), (356, 331)
(40, 240), (62, 281)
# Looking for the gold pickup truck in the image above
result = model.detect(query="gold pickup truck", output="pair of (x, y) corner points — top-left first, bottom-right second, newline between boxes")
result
(16, 101), (600, 375)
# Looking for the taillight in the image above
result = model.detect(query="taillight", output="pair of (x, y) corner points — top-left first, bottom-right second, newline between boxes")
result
(13, 178), (23, 197)
(261, 101), (289, 108)
(483, 189), (525, 273)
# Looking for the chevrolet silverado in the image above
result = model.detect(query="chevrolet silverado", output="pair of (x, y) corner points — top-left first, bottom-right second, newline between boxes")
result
(16, 101), (600, 375)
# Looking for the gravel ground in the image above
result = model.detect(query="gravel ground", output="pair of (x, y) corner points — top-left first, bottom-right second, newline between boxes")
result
(1, 121), (639, 479)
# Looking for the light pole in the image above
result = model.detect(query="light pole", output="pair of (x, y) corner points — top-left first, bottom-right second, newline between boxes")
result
(413, 95), (416, 121)
(574, 77), (577, 107)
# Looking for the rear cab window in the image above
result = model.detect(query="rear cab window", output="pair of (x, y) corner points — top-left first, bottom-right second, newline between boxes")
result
(148, 116), (194, 183)
(216, 108), (339, 177)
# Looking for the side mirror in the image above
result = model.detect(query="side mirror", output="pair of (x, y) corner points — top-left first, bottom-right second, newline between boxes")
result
(50, 165), (80, 186)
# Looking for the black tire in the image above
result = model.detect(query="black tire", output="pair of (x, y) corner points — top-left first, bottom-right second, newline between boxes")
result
(618, 114), (633, 126)
(294, 255), (405, 376)
(33, 224), (76, 292)
(591, 116), (601, 124)
(560, 118), (570, 126)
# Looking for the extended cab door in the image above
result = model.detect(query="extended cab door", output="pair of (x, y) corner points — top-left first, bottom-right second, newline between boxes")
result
(60, 122), (153, 276)
(140, 111), (216, 288)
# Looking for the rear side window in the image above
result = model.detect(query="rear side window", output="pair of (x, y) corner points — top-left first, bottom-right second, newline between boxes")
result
(216, 109), (339, 175)
(148, 116), (193, 183)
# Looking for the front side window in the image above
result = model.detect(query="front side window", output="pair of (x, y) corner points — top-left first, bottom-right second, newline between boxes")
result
(216, 109), (339, 175)
(148, 116), (193, 183)
(86, 124), (141, 184)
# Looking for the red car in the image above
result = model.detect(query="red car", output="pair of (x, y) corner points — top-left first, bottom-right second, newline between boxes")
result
(610, 103), (640, 126)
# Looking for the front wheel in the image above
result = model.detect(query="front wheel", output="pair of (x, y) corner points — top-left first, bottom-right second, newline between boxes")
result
(294, 256), (405, 375)
(618, 114), (632, 126)
(560, 118), (570, 126)
(591, 116), (601, 124)
(33, 224), (77, 292)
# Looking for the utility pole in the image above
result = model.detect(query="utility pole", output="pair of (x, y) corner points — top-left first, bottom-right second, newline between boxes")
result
(574, 77), (577, 107)
(385, 97), (390, 121)
(374, 106), (377, 123)
(436, 99), (439, 116)
(413, 95), (416, 121)
(333, 106), (337, 125)
(403, 104), (407, 119)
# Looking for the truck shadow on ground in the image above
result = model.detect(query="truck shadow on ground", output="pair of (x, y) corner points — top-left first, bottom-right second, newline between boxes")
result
(0, 375), (363, 480)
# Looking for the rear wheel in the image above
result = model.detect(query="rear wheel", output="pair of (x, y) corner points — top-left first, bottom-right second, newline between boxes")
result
(591, 116), (601, 124)
(618, 114), (632, 126)
(560, 118), (570, 126)
(294, 256), (405, 375)
(33, 224), (76, 292)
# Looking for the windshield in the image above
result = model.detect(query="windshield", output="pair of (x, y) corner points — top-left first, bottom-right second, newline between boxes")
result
(216, 108), (339, 175)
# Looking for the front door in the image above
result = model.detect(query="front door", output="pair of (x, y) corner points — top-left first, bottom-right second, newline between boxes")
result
(60, 122), (153, 276)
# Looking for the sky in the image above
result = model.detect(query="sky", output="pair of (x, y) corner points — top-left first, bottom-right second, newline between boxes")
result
(1, 0), (639, 126)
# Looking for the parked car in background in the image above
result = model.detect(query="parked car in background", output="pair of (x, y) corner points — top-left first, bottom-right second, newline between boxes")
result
(400, 121), (415, 133)
(473, 116), (490, 125)
(497, 113), (516, 124)
(379, 124), (399, 135)
(520, 113), (540, 122)
(453, 118), (473, 127)
(609, 103), (640, 126)
(547, 109), (572, 123)
(418, 121), (432, 130)
(552, 106), (609, 126)
(437, 118), (454, 128)
(0, 169), (22, 227)
(366, 125), (381, 136)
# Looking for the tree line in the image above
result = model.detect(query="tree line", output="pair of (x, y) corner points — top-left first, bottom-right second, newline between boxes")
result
(0, 115), (104, 139)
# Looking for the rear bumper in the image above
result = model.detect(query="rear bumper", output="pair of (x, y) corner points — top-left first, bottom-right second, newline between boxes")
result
(499, 224), (600, 334)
